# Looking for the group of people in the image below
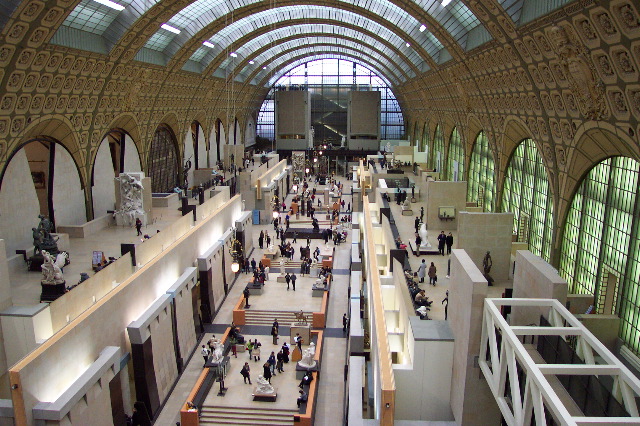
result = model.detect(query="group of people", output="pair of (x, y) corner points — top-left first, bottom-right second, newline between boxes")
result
(416, 259), (437, 286)
(258, 230), (272, 249)
(436, 231), (454, 255)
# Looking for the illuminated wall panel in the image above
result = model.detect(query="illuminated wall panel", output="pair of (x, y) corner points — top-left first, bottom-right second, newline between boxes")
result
(501, 138), (553, 261)
(559, 157), (640, 355)
(430, 125), (444, 172)
(466, 131), (495, 212)
(446, 127), (464, 181)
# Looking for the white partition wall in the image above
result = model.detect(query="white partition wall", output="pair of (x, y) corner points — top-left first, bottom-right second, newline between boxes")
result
(449, 249), (501, 425)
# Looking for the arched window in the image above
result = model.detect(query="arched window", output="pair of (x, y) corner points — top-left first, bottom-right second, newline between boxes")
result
(430, 125), (444, 172)
(559, 156), (640, 354)
(148, 125), (179, 193)
(446, 127), (463, 181)
(501, 138), (553, 261)
(421, 123), (429, 153)
(467, 131), (495, 212)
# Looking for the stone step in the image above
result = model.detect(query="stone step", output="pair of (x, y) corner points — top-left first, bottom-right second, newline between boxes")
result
(199, 406), (296, 426)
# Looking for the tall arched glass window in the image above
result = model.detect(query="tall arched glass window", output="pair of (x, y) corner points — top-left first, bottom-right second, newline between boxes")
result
(446, 127), (463, 181)
(421, 123), (429, 153)
(467, 131), (495, 212)
(148, 125), (179, 193)
(559, 156), (640, 354)
(431, 125), (444, 171)
(501, 138), (553, 261)
(256, 59), (404, 144)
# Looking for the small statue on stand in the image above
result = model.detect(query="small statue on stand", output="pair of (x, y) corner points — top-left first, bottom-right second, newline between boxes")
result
(41, 251), (67, 284)
(483, 251), (494, 286)
(256, 375), (275, 394)
(211, 346), (224, 363)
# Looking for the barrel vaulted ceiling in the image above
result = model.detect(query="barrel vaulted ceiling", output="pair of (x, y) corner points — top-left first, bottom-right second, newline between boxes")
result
(1, 0), (639, 234)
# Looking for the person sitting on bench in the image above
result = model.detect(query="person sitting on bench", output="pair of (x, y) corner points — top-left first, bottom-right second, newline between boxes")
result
(297, 389), (308, 408)
(298, 370), (314, 388)
(414, 290), (432, 308)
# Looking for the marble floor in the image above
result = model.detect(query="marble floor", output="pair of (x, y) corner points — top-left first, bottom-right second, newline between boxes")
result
(155, 176), (353, 425)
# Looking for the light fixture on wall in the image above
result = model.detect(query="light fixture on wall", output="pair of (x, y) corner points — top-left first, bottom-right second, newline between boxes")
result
(228, 228), (243, 273)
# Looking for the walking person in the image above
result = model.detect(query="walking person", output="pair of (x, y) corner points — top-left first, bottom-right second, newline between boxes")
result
(276, 350), (285, 373)
(266, 234), (271, 247)
(291, 273), (297, 291)
(420, 207), (424, 222)
(263, 361), (273, 383)
(259, 230), (264, 249)
(285, 272), (291, 290)
(415, 233), (422, 254)
(446, 232), (454, 254)
(442, 290), (449, 320)
(135, 218), (142, 236)
(243, 286), (251, 308)
(271, 321), (279, 344)
(414, 216), (420, 233)
(417, 259), (427, 283)
(251, 258), (257, 272)
(201, 345), (210, 367)
(246, 339), (254, 359)
(428, 262), (437, 286)
(268, 352), (277, 376)
(241, 362), (252, 384)
(343, 313), (349, 333)
(252, 339), (261, 362)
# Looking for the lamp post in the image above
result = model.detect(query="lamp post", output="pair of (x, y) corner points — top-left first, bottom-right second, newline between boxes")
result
(228, 227), (242, 273)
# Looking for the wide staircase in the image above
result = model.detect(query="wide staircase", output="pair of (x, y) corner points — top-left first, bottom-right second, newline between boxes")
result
(244, 309), (314, 326)
(199, 405), (297, 425)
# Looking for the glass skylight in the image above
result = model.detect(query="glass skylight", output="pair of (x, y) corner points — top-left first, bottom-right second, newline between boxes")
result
(212, 24), (420, 80)
(234, 39), (409, 84)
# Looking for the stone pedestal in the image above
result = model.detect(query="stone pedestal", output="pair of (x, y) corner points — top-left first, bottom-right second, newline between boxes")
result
(291, 347), (302, 362)
(253, 388), (277, 401)
(290, 324), (311, 346)
(40, 281), (66, 302)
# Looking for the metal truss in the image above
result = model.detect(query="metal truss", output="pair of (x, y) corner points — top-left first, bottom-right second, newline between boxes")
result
(480, 298), (640, 426)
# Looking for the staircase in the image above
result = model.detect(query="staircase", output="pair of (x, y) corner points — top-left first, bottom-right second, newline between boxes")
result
(199, 406), (297, 425)
(244, 309), (314, 326)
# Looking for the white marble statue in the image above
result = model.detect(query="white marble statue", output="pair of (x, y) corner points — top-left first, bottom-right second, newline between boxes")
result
(402, 197), (411, 208)
(264, 266), (270, 280)
(419, 222), (431, 249)
(298, 346), (317, 369)
(280, 259), (285, 276)
(211, 347), (223, 363)
(256, 375), (275, 394)
(115, 173), (145, 226)
(41, 250), (67, 284)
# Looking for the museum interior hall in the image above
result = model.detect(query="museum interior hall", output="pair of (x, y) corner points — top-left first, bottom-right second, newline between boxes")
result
(1, 0), (640, 425)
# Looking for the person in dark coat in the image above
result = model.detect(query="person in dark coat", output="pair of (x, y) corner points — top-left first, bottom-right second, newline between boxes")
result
(263, 362), (272, 383)
(437, 231), (446, 256)
(446, 232), (454, 254)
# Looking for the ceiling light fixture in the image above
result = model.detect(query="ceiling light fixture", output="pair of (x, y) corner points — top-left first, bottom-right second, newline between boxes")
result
(263, 66), (267, 69)
(93, 0), (125, 10)
(441, 0), (452, 6)
(419, 24), (427, 32)
(405, 42), (411, 47)
(249, 60), (255, 64)
(230, 52), (238, 58)
(203, 41), (215, 48)
(161, 23), (181, 34)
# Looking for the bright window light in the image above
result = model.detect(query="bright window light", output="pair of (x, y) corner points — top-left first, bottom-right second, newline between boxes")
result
(405, 42), (411, 47)
(419, 24), (427, 32)
(441, 0), (452, 6)
(230, 52), (238, 57)
(161, 24), (181, 34)
(249, 60), (255, 64)
(93, 0), (125, 10)
(263, 66), (267, 69)
(203, 41), (215, 48)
